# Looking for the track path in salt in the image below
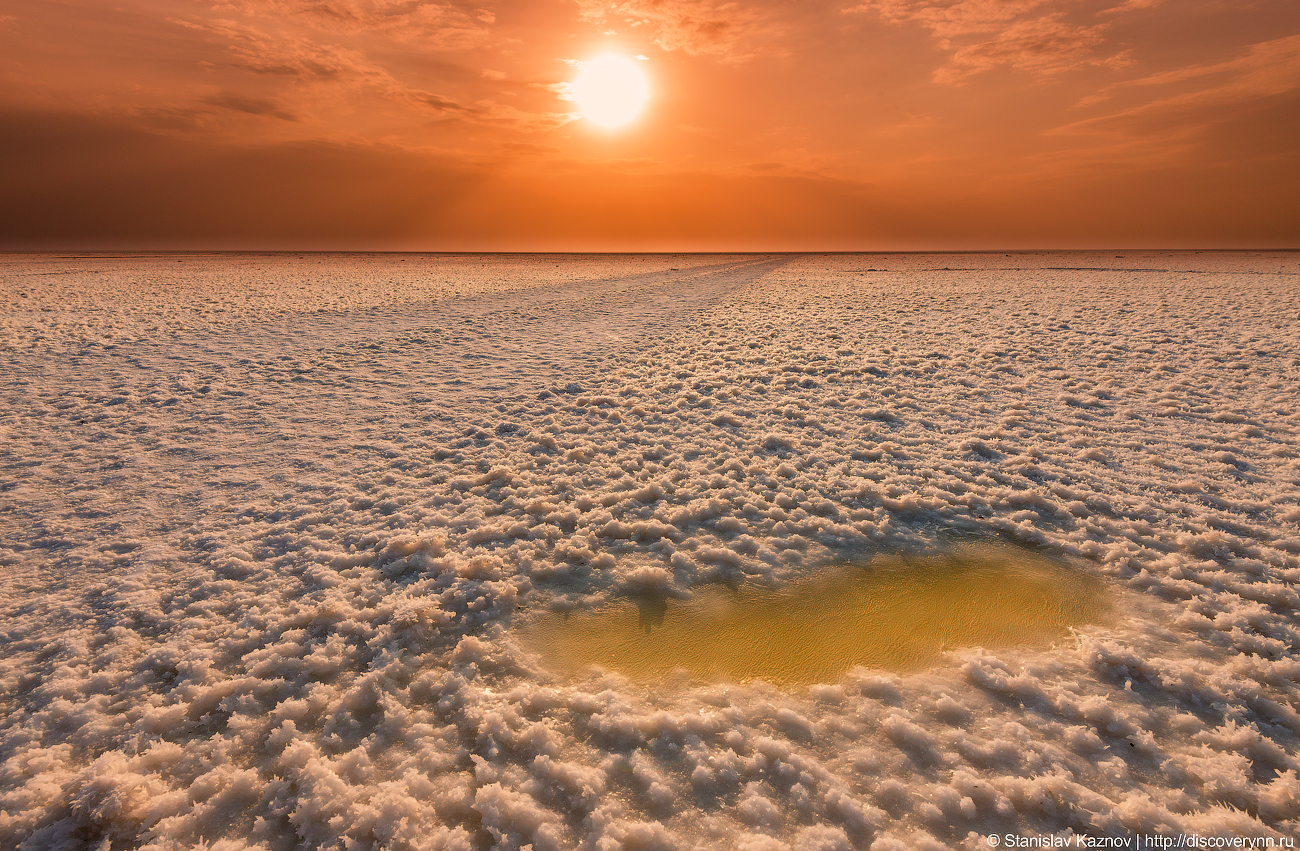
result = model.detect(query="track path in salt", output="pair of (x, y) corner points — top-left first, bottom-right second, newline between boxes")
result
(0, 256), (788, 597)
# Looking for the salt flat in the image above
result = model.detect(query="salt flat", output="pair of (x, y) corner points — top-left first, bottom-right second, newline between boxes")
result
(1, 252), (1298, 849)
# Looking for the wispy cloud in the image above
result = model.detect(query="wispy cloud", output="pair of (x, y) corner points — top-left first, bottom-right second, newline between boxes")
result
(173, 17), (480, 124)
(938, 15), (1125, 82)
(203, 92), (299, 121)
(847, 0), (1054, 39)
(1098, 0), (1166, 15)
(1057, 33), (1300, 135)
(205, 0), (494, 45)
(844, 0), (1134, 82)
(575, 0), (778, 60)
(176, 18), (388, 81)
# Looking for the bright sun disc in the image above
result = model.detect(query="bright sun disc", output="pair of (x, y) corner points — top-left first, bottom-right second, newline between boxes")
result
(570, 55), (649, 129)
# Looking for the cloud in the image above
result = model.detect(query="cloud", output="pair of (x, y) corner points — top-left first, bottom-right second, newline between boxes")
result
(108, 96), (300, 133)
(844, 0), (1132, 82)
(203, 92), (300, 121)
(397, 89), (478, 114)
(847, 0), (1054, 39)
(175, 18), (477, 118)
(1098, 0), (1165, 14)
(575, 0), (777, 60)
(205, 0), (493, 45)
(176, 18), (387, 81)
(937, 15), (1126, 83)
(1111, 31), (1300, 96)
(1055, 34), (1300, 137)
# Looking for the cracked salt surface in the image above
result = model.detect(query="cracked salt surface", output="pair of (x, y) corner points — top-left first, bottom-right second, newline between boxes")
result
(1, 251), (1299, 850)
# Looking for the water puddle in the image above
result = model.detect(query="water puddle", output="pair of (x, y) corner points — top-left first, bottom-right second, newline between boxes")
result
(518, 545), (1110, 686)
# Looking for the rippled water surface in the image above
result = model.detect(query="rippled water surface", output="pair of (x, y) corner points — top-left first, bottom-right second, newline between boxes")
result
(520, 546), (1111, 685)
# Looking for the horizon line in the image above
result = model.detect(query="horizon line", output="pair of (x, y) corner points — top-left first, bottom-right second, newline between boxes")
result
(4, 247), (1299, 256)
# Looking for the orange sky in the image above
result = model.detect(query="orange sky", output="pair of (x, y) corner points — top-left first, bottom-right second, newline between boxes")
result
(1, 0), (1297, 249)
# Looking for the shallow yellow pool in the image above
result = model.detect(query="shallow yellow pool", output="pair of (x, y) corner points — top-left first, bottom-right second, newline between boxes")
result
(518, 546), (1110, 686)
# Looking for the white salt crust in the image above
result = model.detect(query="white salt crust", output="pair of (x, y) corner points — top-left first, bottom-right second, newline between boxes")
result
(1, 251), (1298, 849)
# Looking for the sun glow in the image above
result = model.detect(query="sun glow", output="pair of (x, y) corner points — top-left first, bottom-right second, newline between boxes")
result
(568, 54), (649, 129)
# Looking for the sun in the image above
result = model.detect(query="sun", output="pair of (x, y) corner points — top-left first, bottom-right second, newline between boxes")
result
(568, 54), (650, 129)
